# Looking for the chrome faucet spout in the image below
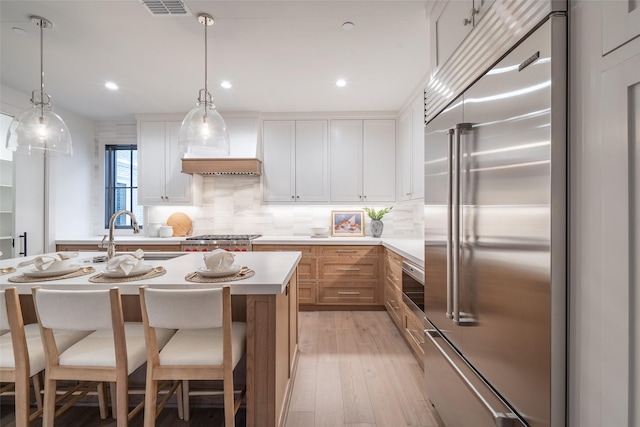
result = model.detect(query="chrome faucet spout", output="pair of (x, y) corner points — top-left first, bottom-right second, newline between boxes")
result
(104, 210), (140, 259)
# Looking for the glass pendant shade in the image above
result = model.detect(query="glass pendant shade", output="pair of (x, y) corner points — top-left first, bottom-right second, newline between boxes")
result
(180, 90), (230, 157)
(5, 16), (72, 157)
(180, 13), (230, 158)
(6, 93), (72, 156)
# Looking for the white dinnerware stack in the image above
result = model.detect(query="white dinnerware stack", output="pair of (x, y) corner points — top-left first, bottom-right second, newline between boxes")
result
(103, 249), (151, 278)
(17, 252), (80, 277)
(198, 249), (241, 277)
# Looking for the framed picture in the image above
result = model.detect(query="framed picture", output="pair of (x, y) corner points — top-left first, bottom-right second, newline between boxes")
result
(331, 210), (365, 237)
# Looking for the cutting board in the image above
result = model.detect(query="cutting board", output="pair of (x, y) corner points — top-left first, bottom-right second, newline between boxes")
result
(166, 212), (193, 237)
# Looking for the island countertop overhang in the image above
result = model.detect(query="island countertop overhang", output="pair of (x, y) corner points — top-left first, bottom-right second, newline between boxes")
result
(0, 251), (302, 296)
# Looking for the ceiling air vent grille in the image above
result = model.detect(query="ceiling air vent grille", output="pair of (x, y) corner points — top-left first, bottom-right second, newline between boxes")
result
(140, 0), (191, 16)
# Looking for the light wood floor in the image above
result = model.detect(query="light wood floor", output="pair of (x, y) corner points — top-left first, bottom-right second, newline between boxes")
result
(1, 311), (439, 427)
(286, 311), (440, 427)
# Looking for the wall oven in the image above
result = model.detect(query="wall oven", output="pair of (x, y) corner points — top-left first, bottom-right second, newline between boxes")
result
(402, 260), (425, 317)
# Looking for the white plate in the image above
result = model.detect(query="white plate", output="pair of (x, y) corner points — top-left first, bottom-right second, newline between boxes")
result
(23, 265), (81, 278)
(102, 265), (154, 278)
(197, 265), (242, 278)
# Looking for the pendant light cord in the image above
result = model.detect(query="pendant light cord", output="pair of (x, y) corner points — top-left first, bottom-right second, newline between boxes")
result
(204, 18), (208, 98)
(39, 18), (45, 117)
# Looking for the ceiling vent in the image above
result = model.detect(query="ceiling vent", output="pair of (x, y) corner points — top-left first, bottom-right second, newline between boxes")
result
(140, 0), (192, 16)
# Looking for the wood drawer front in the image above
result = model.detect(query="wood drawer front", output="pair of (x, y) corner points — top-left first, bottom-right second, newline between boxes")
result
(385, 280), (402, 326)
(296, 259), (316, 281)
(319, 283), (377, 304)
(404, 308), (426, 360)
(385, 249), (403, 287)
(298, 283), (317, 305)
(318, 245), (378, 258)
(254, 244), (317, 258)
(318, 259), (378, 279)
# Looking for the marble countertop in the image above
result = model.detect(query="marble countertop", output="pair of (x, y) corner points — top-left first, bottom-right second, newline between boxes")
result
(0, 251), (301, 296)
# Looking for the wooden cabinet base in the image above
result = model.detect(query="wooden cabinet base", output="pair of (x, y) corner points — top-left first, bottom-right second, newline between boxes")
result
(246, 275), (299, 427)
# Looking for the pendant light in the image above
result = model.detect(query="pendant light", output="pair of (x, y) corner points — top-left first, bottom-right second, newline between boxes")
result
(179, 13), (230, 158)
(6, 16), (72, 156)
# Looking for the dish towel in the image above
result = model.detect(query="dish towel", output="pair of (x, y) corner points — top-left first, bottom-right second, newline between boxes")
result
(203, 249), (235, 272)
(106, 249), (144, 276)
(17, 252), (78, 271)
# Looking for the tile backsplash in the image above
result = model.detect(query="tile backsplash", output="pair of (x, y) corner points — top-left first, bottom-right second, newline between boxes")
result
(146, 175), (423, 238)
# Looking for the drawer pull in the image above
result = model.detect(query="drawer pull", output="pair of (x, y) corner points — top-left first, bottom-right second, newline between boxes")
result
(338, 267), (360, 271)
(336, 250), (357, 253)
(338, 291), (360, 296)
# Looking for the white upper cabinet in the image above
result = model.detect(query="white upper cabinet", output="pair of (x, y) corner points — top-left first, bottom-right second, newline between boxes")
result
(603, 2), (640, 55)
(330, 119), (396, 203)
(398, 95), (425, 201)
(262, 120), (329, 203)
(362, 120), (396, 202)
(430, 0), (495, 76)
(138, 120), (195, 205)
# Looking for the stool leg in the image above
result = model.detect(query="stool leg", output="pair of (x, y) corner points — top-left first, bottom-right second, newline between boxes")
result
(98, 382), (109, 419)
(182, 380), (190, 421)
(110, 381), (117, 418)
(143, 369), (158, 427)
(41, 376), (57, 427)
(176, 381), (184, 420)
(32, 372), (43, 409)
(15, 371), (30, 427)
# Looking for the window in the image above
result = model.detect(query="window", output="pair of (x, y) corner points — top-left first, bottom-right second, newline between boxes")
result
(104, 144), (143, 229)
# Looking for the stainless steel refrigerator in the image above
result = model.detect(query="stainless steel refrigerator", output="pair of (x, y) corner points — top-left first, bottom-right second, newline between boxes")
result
(423, 13), (566, 427)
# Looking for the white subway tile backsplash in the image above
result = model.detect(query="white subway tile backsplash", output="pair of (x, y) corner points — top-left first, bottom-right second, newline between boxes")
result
(147, 176), (423, 238)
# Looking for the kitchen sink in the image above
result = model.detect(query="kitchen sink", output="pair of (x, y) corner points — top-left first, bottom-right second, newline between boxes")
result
(120, 251), (186, 261)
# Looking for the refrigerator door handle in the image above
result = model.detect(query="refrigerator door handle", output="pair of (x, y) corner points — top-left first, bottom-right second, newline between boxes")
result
(424, 329), (521, 427)
(452, 125), (461, 324)
(446, 128), (455, 319)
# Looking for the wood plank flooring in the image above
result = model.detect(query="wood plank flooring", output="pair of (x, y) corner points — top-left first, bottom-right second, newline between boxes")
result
(1, 311), (440, 427)
(286, 311), (440, 427)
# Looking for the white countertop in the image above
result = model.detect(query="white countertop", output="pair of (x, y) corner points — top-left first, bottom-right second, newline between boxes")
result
(0, 251), (301, 296)
(56, 235), (424, 266)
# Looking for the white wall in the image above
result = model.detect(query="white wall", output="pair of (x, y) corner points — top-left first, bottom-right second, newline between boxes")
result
(569, 1), (640, 426)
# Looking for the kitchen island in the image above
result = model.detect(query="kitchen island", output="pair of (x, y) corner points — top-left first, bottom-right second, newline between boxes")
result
(0, 251), (302, 427)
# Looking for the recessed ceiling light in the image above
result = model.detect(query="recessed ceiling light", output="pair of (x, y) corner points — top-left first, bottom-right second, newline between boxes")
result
(221, 81), (232, 89)
(336, 79), (347, 87)
(105, 81), (119, 90)
(342, 22), (354, 31)
(12, 27), (28, 36)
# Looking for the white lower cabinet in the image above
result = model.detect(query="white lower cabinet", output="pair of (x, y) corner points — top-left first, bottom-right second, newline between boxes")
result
(329, 119), (396, 203)
(138, 120), (195, 205)
(262, 120), (329, 203)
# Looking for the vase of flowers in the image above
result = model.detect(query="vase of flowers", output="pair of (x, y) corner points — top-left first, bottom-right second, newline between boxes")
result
(364, 207), (392, 238)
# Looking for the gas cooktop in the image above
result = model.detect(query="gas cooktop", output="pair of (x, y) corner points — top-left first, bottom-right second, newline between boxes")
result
(184, 234), (261, 241)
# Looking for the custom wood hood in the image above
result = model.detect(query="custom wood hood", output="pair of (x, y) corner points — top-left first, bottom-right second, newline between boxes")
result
(181, 158), (262, 176)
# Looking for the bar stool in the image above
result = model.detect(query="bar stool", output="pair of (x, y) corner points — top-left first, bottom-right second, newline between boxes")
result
(0, 287), (91, 425)
(139, 285), (246, 427)
(31, 286), (174, 427)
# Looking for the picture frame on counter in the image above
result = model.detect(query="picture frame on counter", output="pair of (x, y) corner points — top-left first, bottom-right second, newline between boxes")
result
(331, 210), (364, 237)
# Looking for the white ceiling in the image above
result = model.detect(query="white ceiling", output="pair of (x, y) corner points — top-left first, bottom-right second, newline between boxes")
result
(0, 1), (431, 121)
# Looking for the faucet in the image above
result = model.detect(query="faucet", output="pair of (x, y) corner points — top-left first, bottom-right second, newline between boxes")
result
(100, 210), (140, 259)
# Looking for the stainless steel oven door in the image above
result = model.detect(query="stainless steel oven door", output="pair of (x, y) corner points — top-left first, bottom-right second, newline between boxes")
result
(402, 260), (425, 313)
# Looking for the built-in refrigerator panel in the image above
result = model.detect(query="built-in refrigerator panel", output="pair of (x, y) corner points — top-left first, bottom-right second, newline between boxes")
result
(424, 96), (464, 350)
(424, 15), (566, 427)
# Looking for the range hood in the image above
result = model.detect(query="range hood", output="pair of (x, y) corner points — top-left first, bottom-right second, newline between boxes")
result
(181, 115), (262, 176)
(181, 158), (262, 175)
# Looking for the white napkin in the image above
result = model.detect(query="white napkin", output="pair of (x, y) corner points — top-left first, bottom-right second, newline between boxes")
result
(18, 252), (78, 271)
(203, 249), (235, 272)
(106, 249), (144, 276)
